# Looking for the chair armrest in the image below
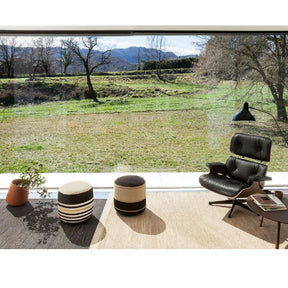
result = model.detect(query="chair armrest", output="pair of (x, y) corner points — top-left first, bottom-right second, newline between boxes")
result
(248, 175), (272, 182)
(206, 162), (227, 175)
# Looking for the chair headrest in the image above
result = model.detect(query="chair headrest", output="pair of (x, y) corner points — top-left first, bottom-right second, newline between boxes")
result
(230, 133), (272, 162)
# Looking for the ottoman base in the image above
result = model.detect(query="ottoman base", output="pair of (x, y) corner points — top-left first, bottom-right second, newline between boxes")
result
(114, 198), (146, 216)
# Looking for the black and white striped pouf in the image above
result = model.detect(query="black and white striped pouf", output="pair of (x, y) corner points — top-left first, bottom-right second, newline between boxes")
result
(58, 181), (94, 223)
(114, 175), (146, 215)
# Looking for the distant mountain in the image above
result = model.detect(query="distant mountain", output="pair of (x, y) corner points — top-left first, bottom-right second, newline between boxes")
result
(95, 56), (136, 72)
(179, 54), (198, 59)
(111, 46), (178, 64)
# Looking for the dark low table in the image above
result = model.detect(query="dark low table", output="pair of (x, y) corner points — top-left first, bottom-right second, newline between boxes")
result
(247, 194), (288, 249)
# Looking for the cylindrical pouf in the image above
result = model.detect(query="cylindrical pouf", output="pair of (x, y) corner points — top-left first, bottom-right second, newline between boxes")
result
(58, 181), (94, 223)
(114, 175), (146, 215)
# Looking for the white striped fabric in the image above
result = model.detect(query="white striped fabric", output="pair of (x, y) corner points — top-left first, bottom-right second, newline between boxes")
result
(57, 181), (94, 224)
(58, 198), (94, 223)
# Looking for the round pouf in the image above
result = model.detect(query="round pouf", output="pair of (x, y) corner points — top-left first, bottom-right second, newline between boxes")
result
(58, 181), (94, 223)
(114, 175), (146, 215)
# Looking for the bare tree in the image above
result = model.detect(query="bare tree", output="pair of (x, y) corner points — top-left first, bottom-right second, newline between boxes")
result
(63, 37), (111, 102)
(59, 41), (74, 74)
(198, 34), (288, 122)
(0, 60), (5, 77)
(33, 37), (55, 76)
(147, 35), (167, 80)
(22, 46), (40, 80)
(136, 48), (142, 70)
(0, 37), (21, 78)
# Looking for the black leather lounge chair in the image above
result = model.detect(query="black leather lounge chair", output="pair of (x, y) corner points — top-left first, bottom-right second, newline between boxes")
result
(199, 133), (272, 218)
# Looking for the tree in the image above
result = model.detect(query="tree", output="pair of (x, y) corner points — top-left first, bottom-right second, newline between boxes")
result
(198, 34), (288, 122)
(33, 37), (55, 76)
(0, 37), (21, 78)
(146, 35), (167, 81)
(63, 37), (111, 101)
(136, 47), (142, 70)
(22, 46), (40, 80)
(59, 41), (74, 74)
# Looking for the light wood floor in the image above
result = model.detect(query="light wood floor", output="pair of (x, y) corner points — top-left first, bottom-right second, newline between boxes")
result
(90, 191), (288, 249)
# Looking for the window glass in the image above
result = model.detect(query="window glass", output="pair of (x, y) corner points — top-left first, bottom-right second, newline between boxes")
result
(0, 34), (287, 173)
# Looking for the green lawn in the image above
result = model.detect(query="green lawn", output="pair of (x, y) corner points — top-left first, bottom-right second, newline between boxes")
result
(0, 74), (287, 173)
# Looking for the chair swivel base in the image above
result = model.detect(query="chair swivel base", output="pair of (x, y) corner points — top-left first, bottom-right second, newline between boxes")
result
(209, 199), (253, 218)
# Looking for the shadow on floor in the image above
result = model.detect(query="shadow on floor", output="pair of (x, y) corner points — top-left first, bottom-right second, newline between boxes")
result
(222, 206), (288, 248)
(118, 208), (166, 235)
(6, 201), (34, 217)
(61, 216), (106, 247)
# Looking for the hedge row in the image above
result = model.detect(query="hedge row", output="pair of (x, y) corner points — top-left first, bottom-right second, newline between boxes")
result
(142, 57), (198, 70)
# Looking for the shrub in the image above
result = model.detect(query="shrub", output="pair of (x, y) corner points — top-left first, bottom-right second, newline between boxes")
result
(142, 57), (198, 71)
(0, 81), (81, 106)
(0, 89), (15, 106)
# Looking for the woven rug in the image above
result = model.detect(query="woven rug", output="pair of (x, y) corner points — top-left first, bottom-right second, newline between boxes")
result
(0, 199), (106, 249)
(90, 191), (288, 249)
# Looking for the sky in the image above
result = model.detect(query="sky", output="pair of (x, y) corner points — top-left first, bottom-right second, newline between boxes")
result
(97, 35), (205, 56)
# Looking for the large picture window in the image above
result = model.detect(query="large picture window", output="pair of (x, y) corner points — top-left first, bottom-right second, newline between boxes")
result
(0, 29), (287, 173)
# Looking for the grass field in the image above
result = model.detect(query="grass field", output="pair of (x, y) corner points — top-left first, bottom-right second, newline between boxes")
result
(0, 73), (287, 173)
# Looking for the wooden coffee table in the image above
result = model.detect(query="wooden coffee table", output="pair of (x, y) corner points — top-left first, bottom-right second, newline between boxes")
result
(247, 194), (288, 249)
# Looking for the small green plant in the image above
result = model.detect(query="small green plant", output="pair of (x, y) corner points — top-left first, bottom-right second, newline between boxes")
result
(19, 161), (50, 198)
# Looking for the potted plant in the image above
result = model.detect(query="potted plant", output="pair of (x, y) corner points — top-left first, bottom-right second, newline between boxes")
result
(6, 161), (50, 206)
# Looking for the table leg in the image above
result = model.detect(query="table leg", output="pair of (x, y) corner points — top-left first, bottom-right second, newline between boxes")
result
(276, 222), (281, 249)
(259, 216), (263, 227)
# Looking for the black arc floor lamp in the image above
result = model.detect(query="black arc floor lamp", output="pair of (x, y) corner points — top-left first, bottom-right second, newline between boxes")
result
(233, 102), (288, 146)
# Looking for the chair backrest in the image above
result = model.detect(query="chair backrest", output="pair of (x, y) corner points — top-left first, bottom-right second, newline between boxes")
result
(230, 133), (272, 162)
(226, 133), (272, 184)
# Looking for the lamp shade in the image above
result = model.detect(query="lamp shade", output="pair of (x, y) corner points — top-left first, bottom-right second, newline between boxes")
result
(232, 102), (256, 121)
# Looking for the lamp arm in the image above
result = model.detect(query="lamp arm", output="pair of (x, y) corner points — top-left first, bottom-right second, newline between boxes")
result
(250, 106), (288, 146)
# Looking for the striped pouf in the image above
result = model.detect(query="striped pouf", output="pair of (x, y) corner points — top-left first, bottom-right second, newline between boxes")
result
(58, 181), (94, 223)
(114, 175), (146, 215)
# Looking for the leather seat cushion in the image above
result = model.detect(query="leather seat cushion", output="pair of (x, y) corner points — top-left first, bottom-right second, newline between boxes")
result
(226, 156), (267, 185)
(199, 174), (250, 197)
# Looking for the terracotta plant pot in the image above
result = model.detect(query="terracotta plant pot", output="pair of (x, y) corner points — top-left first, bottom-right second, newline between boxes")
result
(6, 179), (29, 206)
